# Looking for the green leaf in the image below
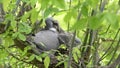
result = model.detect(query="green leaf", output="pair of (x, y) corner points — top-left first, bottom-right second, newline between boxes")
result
(89, 16), (99, 29)
(5, 13), (15, 22)
(51, 8), (59, 13)
(30, 0), (37, 7)
(44, 7), (59, 18)
(81, 4), (88, 16)
(104, 13), (119, 29)
(22, 46), (31, 56)
(2, 0), (10, 11)
(73, 53), (78, 63)
(22, 11), (31, 22)
(72, 47), (81, 57)
(86, 0), (99, 8)
(18, 33), (26, 41)
(36, 55), (42, 62)
(0, 50), (8, 64)
(52, 0), (66, 9)
(72, 18), (87, 30)
(38, 0), (50, 10)
(2, 36), (14, 47)
(64, 11), (72, 22)
(104, 13), (117, 24)
(0, 0), (2, 3)
(30, 9), (38, 24)
(27, 54), (35, 62)
(71, 9), (77, 19)
(44, 56), (50, 68)
(24, 46), (31, 51)
(18, 23), (32, 34)
(88, 14), (103, 29)
(12, 32), (19, 39)
(111, 21), (119, 29)
(39, 53), (48, 58)
(11, 21), (17, 29)
(44, 8), (52, 18)
(56, 60), (65, 67)
(72, 47), (80, 63)
(64, 61), (68, 68)
(64, 9), (77, 23)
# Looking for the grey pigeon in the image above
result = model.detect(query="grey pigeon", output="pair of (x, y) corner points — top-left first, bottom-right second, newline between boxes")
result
(29, 31), (81, 52)
(27, 17), (81, 55)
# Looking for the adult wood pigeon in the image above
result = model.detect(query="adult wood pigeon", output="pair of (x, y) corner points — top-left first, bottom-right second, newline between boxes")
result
(27, 30), (81, 54)
(27, 18), (81, 54)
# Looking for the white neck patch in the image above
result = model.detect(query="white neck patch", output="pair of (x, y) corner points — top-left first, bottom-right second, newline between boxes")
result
(49, 28), (56, 32)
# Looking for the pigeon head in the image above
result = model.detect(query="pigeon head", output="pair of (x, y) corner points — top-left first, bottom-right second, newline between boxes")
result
(45, 17), (54, 30)
(45, 17), (61, 32)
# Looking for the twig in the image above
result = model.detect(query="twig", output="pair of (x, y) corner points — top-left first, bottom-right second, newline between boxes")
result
(100, 25), (111, 35)
(108, 54), (120, 68)
(77, 0), (82, 20)
(99, 0), (108, 12)
(81, 0), (108, 65)
(67, 30), (76, 68)
(67, 0), (72, 32)
(118, 0), (120, 6)
(107, 36), (120, 65)
(98, 29), (120, 63)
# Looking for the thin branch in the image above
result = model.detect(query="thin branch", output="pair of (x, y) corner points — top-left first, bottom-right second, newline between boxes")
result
(67, 30), (76, 68)
(99, 0), (108, 12)
(107, 36), (120, 65)
(69, 0), (72, 9)
(0, 4), (5, 15)
(108, 54), (120, 68)
(82, 0), (108, 65)
(98, 29), (120, 63)
(118, 0), (120, 6)
(81, 28), (90, 55)
(100, 25), (111, 35)
(67, 0), (72, 32)
(77, 11), (81, 20)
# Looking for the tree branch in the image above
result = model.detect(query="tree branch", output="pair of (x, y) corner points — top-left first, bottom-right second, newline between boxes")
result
(108, 54), (120, 68)
(98, 29), (120, 63)
(67, 30), (76, 68)
(107, 36), (120, 65)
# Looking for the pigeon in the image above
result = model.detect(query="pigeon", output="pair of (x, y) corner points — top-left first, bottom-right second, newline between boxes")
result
(27, 17), (81, 55)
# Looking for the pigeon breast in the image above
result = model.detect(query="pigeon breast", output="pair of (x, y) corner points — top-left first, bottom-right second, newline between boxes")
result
(33, 30), (60, 51)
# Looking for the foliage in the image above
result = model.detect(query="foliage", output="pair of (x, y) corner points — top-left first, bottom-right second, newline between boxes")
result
(0, 0), (120, 68)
